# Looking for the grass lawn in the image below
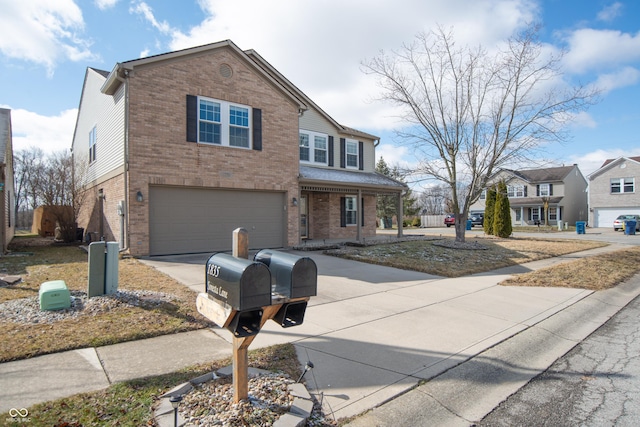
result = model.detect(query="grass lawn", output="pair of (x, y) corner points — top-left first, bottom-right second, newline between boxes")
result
(0, 236), (213, 362)
(326, 236), (607, 277)
(0, 343), (302, 427)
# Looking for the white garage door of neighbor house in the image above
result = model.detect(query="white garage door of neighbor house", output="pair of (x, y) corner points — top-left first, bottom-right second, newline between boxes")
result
(149, 186), (286, 256)
(595, 208), (640, 229)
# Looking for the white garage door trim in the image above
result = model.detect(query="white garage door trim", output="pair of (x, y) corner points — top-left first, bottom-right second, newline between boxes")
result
(149, 186), (286, 256)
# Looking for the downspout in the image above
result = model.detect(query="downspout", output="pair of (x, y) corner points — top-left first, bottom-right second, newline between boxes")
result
(357, 188), (362, 242)
(397, 190), (404, 238)
(116, 68), (130, 252)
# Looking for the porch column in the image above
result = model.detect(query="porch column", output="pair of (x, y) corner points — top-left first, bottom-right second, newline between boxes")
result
(397, 191), (404, 237)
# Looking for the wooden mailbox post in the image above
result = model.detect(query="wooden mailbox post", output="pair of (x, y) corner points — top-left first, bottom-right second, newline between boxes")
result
(196, 228), (316, 403)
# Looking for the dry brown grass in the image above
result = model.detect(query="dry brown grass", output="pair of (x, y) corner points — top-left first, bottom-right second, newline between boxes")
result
(328, 236), (607, 277)
(501, 246), (640, 290)
(0, 238), (213, 362)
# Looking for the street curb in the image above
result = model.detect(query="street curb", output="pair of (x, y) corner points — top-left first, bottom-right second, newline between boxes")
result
(344, 276), (640, 427)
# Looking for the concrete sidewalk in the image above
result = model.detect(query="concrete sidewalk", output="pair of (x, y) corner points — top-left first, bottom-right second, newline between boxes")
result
(2, 241), (639, 426)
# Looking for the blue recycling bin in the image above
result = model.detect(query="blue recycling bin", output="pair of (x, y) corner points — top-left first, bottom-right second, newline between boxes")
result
(466, 219), (472, 230)
(625, 220), (636, 235)
(575, 221), (586, 234)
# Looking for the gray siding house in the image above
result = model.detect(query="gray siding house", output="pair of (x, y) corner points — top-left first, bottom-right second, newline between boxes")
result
(470, 165), (588, 227)
(587, 156), (640, 228)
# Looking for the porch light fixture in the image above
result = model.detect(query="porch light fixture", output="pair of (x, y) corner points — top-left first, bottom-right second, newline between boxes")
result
(136, 191), (143, 202)
(292, 197), (298, 207)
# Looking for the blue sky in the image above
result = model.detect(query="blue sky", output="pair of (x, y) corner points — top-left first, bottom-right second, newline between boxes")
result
(1, 0), (639, 184)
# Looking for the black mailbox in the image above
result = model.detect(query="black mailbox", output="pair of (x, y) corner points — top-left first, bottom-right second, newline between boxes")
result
(274, 301), (308, 328)
(254, 250), (317, 298)
(206, 253), (272, 311)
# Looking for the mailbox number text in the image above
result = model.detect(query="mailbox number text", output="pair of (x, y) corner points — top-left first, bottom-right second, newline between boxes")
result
(207, 263), (221, 277)
(207, 263), (229, 300)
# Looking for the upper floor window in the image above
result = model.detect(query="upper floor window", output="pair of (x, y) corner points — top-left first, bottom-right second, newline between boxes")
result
(89, 126), (97, 163)
(507, 185), (525, 198)
(539, 183), (550, 197)
(198, 97), (251, 148)
(346, 140), (358, 168)
(611, 177), (634, 194)
(299, 130), (328, 165)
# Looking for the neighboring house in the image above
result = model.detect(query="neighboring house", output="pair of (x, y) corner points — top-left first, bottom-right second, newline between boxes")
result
(587, 156), (640, 228)
(72, 40), (406, 257)
(469, 165), (588, 227)
(0, 108), (15, 253)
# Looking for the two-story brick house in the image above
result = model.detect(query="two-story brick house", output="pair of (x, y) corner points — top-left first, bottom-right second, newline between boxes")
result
(72, 40), (406, 256)
(469, 165), (588, 227)
(587, 156), (640, 228)
(0, 108), (15, 253)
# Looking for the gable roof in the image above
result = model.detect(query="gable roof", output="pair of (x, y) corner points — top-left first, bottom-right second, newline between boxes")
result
(588, 156), (640, 180)
(245, 49), (379, 141)
(501, 165), (576, 183)
(100, 39), (306, 114)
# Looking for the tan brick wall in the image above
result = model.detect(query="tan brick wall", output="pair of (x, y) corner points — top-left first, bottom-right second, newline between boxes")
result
(125, 47), (300, 256)
(307, 192), (376, 240)
(77, 173), (125, 243)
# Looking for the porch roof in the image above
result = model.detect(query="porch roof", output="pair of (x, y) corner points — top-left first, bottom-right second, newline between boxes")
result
(299, 166), (407, 195)
(509, 196), (563, 206)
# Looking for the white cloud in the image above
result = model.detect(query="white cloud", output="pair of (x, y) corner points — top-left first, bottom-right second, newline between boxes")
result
(569, 148), (640, 177)
(563, 28), (640, 74)
(95, 0), (118, 10)
(591, 66), (640, 94)
(597, 2), (623, 22)
(163, 0), (538, 131)
(0, 0), (97, 76)
(3, 107), (77, 154)
(130, 1), (174, 35)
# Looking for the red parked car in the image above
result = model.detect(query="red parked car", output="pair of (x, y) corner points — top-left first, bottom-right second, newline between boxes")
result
(444, 214), (455, 227)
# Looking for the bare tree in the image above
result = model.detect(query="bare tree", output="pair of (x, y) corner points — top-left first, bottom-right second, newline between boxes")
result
(14, 148), (88, 241)
(418, 184), (449, 215)
(363, 25), (597, 242)
(14, 147), (46, 227)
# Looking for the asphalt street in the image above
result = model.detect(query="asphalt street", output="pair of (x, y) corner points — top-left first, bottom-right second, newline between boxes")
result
(478, 292), (640, 426)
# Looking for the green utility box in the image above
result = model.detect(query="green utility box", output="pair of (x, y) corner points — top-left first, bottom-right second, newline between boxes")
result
(39, 280), (71, 311)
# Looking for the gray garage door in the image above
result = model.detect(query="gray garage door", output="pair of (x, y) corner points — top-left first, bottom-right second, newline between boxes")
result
(149, 186), (285, 255)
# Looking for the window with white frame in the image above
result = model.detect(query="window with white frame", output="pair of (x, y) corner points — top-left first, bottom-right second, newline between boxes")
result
(89, 126), (97, 163)
(531, 207), (540, 221)
(346, 140), (358, 168)
(549, 207), (559, 221)
(345, 196), (357, 225)
(198, 97), (251, 148)
(299, 130), (328, 165)
(507, 184), (525, 198)
(611, 177), (635, 193)
(539, 183), (550, 197)
(299, 133), (310, 161)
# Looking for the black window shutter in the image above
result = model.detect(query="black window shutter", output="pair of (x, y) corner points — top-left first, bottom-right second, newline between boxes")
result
(358, 141), (364, 170)
(549, 184), (553, 196)
(524, 186), (528, 197)
(186, 95), (198, 142)
(340, 197), (346, 227)
(252, 108), (262, 151)
(340, 138), (346, 168)
(361, 197), (365, 226)
(328, 136), (334, 167)
(536, 185), (540, 196)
